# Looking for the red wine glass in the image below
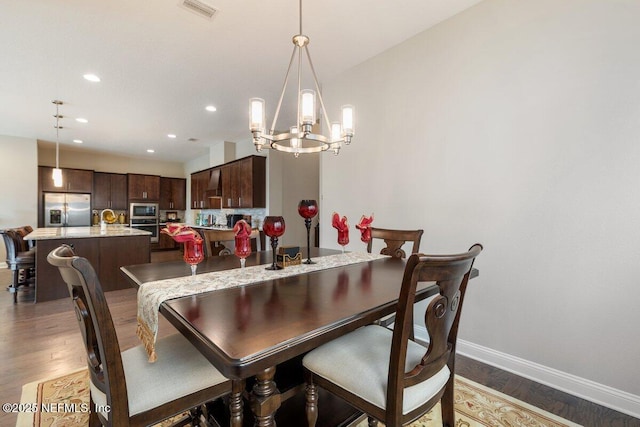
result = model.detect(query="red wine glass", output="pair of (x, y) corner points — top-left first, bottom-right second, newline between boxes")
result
(234, 234), (252, 269)
(298, 200), (318, 264)
(183, 238), (205, 276)
(263, 216), (285, 270)
(338, 229), (349, 253)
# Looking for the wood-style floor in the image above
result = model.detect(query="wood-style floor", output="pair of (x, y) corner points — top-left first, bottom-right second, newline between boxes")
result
(1, 251), (638, 426)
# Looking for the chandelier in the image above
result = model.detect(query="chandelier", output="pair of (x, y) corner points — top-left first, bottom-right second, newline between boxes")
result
(52, 100), (63, 188)
(249, 0), (354, 157)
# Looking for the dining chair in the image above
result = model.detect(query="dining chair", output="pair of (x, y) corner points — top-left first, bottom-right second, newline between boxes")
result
(1, 228), (35, 303)
(47, 244), (239, 427)
(366, 227), (424, 259)
(303, 244), (482, 427)
(200, 228), (261, 257)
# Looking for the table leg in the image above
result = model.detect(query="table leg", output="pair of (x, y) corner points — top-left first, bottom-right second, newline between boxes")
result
(230, 379), (245, 427)
(250, 366), (281, 427)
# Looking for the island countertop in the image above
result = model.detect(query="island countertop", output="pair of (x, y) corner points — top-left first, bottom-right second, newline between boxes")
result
(25, 226), (151, 241)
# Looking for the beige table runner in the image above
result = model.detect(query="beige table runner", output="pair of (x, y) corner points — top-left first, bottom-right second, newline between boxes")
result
(137, 252), (388, 361)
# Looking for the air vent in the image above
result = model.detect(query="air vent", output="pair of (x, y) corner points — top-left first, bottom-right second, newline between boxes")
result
(180, 0), (218, 19)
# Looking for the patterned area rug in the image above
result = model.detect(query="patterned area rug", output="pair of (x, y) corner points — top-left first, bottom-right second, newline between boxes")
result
(17, 370), (581, 427)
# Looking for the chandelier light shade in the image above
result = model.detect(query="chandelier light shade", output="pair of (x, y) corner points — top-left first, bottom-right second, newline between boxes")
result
(249, 0), (354, 157)
(52, 100), (64, 188)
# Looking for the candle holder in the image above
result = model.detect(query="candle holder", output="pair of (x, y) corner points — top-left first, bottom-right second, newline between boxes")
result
(263, 216), (286, 270)
(298, 200), (318, 264)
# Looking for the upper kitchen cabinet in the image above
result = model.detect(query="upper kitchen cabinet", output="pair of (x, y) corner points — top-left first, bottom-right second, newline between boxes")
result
(93, 172), (127, 210)
(127, 174), (160, 201)
(221, 156), (266, 208)
(190, 169), (210, 209)
(160, 177), (186, 210)
(39, 166), (93, 193)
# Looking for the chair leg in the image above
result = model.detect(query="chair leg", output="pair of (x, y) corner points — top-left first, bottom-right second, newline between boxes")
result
(89, 396), (101, 427)
(10, 270), (19, 304)
(305, 380), (318, 427)
(441, 376), (455, 427)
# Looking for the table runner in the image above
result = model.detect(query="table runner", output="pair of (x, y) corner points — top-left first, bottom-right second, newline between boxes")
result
(137, 252), (388, 362)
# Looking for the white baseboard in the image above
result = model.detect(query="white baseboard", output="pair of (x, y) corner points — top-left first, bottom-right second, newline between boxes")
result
(0, 262), (6, 269)
(457, 339), (640, 419)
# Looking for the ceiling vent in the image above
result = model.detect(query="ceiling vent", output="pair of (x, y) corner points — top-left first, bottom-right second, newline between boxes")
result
(180, 0), (218, 19)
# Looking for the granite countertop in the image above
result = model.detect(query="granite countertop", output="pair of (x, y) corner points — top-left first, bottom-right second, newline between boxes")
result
(25, 226), (152, 240)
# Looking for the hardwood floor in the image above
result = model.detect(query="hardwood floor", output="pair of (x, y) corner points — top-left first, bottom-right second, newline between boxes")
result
(1, 250), (638, 426)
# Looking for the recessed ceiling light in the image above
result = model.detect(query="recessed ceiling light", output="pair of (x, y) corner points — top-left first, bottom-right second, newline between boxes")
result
(76, 117), (88, 123)
(73, 139), (83, 144)
(205, 105), (217, 112)
(167, 134), (177, 138)
(147, 149), (155, 153)
(83, 74), (101, 82)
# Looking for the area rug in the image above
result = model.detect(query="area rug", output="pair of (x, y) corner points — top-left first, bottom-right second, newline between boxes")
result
(17, 369), (581, 427)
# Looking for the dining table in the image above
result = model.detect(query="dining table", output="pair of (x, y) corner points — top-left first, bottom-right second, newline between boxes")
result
(121, 248), (477, 426)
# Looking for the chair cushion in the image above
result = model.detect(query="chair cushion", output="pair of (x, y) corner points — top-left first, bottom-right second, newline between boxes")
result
(90, 333), (228, 418)
(303, 325), (450, 415)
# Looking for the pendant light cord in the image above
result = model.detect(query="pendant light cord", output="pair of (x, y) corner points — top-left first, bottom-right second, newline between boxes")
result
(55, 102), (60, 169)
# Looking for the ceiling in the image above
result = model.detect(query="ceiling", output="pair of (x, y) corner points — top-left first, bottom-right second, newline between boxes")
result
(0, 0), (482, 162)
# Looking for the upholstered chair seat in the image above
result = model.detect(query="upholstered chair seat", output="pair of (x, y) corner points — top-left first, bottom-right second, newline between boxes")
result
(90, 333), (229, 419)
(303, 325), (450, 415)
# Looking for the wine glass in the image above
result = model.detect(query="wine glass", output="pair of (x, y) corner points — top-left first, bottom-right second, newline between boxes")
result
(263, 216), (286, 270)
(337, 229), (349, 253)
(234, 233), (252, 269)
(183, 238), (205, 276)
(298, 200), (318, 264)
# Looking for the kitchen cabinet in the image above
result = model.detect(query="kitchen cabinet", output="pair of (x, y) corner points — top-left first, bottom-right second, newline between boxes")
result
(93, 172), (127, 210)
(191, 169), (211, 209)
(221, 156), (266, 208)
(128, 174), (160, 201)
(160, 177), (186, 210)
(39, 166), (93, 193)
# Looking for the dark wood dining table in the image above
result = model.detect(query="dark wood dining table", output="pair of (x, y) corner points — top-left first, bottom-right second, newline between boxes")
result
(121, 248), (475, 426)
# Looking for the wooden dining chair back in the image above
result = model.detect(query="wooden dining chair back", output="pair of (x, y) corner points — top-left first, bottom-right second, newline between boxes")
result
(47, 244), (235, 427)
(200, 228), (261, 257)
(303, 244), (482, 427)
(366, 227), (424, 259)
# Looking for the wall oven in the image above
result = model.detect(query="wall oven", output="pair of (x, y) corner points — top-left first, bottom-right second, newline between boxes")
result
(130, 203), (159, 243)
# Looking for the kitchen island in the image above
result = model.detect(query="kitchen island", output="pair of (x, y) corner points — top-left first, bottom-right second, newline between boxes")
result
(25, 226), (151, 302)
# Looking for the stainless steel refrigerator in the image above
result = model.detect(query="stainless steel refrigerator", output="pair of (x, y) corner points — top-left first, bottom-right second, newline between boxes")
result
(44, 193), (91, 227)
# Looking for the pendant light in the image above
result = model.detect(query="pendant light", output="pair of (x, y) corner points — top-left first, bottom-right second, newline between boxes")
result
(52, 100), (63, 188)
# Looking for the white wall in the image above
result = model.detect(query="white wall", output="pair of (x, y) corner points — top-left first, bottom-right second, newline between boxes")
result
(320, 0), (640, 415)
(0, 135), (38, 264)
(38, 141), (186, 177)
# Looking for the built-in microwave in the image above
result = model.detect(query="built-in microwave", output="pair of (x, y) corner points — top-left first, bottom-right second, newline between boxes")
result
(130, 203), (159, 243)
(130, 203), (158, 219)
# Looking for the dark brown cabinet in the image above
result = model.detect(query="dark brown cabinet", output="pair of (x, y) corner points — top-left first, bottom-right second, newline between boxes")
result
(160, 177), (186, 210)
(221, 156), (266, 208)
(39, 166), (93, 193)
(190, 169), (210, 209)
(93, 172), (127, 210)
(128, 174), (160, 201)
